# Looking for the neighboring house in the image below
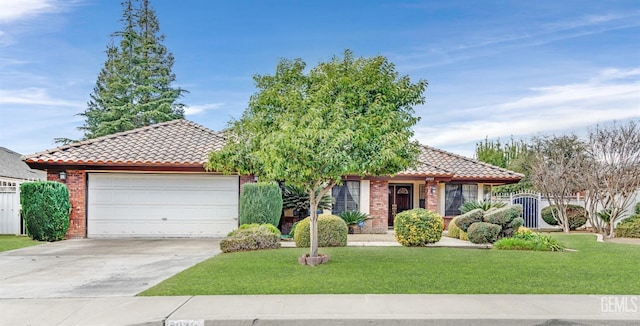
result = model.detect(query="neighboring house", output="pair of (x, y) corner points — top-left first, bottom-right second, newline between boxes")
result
(1, 147), (46, 234)
(24, 119), (521, 238)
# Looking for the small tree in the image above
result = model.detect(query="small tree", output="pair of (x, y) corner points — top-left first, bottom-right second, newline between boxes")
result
(530, 134), (587, 233)
(584, 120), (640, 237)
(239, 182), (283, 226)
(475, 136), (533, 193)
(208, 50), (426, 259)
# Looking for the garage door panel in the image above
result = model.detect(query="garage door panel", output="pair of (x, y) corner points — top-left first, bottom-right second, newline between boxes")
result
(87, 173), (240, 238)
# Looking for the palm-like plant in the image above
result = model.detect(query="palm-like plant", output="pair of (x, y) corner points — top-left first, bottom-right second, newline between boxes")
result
(338, 211), (372, 226)
(460, 200), (506, 214)
(282, 184), (334, 218)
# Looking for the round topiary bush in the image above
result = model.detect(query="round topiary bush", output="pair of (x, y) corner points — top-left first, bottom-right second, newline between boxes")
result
(467, 222), (502, 244)
(541, 205), (588, 230)
(220, 224), (281, 253)
(394, 208), (444, 246)
(454, 208), (484, 232)
(294, 214), (348, 248)
(447, 216), (461, 239)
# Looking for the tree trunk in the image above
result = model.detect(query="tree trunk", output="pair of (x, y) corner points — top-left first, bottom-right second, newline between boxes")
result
(309, 190), (319, 257)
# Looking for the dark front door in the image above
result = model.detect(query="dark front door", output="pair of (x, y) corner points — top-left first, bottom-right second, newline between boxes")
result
(388, 184), (413, 227)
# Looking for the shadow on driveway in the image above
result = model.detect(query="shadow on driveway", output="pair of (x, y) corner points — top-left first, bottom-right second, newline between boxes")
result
(0, 238), (221, 298)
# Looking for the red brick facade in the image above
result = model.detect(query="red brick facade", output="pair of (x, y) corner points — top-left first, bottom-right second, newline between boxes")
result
(425, 181), (439, 212)
(239, 175), (255, 193)
(47, 170), (86, 239)
(369, 179), (389, 233)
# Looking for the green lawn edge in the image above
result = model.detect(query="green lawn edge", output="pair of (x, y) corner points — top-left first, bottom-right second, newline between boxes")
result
(0, 235), (42, 252)
(140, 234), (640, 296)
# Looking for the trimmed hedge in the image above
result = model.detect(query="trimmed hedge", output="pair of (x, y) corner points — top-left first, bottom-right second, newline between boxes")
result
(615, 214), (640, 238)
(467, 222), (501, 244)
(239, 182), (283, 226)
(394, 208), (444, 246)
(541, 205), (588, 230)
(483, 205), (524, 238)
(220, 224), (281, 253)
(447, 216), (461, 239)
(454, 208), (484, 232)
(294, 215), (348, 248)
(20, 181), (71, 241)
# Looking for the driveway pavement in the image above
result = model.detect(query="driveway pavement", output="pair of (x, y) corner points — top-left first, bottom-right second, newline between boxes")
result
(0, 238), (221, 298)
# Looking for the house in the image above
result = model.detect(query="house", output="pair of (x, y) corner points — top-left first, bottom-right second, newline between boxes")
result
(1, 147), (46, 234)
(24, 119), (522, 238)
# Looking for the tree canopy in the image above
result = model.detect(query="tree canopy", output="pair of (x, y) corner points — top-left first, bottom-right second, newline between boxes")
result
(208, 50), (427, 258)
(77, 0), (186, 140)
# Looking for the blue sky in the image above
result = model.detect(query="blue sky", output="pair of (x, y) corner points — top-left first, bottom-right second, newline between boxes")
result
(1, 0), (639, 157)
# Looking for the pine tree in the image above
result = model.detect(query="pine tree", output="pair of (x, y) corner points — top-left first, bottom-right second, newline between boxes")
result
(78, 0), (186, 139)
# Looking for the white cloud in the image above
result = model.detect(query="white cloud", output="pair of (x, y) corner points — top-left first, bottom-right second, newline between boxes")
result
(415, 68), (640, 153)
(184, 103), (224, 115)
(0, 88), (82, 107)
(0, 0), (56, 23)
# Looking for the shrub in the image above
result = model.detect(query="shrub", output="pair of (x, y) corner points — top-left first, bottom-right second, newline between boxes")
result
(239, 182), (283, 226)
(459, 230), (469, 241)
(541, 205), (588, 230)
(447, 216), (461, 239)
(338, 211), (371, 226)
(220, 224), (280, 253)
(483, 205), (523, 226)
(237, 223), (280, 236)
(636, 202), (640, 215)
(294, 215), (348, 248)
(454, 208), (484, 232)
(394, 208), (444, 246)
(615, 215), (640, 238)
(289, 221), (299, 238)
(494, 231), (564, 251)
(460, 200), (506, 214)
(467, 222), (501, 244)
(20, 181), (71, 241)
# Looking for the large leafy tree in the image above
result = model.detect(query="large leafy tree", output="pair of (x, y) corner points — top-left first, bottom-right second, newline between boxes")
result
(78, 0), (186, 139)
(475, 136), (534, 193)
(208, 50), (427, 259)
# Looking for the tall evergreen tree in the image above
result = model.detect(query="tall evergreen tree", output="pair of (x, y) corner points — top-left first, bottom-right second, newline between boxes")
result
(78, 0), (186, 139)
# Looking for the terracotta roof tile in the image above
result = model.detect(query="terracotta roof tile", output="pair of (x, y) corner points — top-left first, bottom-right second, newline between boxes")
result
(24, 120), (522, 182)
(24, 120), (225, 166)
(396, 145), (523, 181)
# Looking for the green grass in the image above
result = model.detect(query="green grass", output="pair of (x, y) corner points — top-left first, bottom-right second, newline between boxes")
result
(140, 234), (640, 296)
(0, 235), (41, 252)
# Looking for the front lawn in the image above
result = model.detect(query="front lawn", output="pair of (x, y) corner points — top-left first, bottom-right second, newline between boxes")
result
(0, 235), (41, 252)
(140, 234), (640, 295)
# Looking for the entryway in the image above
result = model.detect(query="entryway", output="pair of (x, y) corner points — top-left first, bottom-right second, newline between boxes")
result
(388, 184), (413, 227)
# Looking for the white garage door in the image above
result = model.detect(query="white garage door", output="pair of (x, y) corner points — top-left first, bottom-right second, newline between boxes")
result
(87, 173), (239, 238)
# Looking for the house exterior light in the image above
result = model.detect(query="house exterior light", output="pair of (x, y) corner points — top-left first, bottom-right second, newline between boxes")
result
(59, 171), (67, 181)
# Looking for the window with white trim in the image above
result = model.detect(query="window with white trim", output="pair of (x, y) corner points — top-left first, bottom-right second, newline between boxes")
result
(331, 181), (360, 214)
(444, 184), (478, 216)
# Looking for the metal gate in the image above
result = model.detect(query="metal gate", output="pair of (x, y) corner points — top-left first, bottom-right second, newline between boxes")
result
(494, 191), (541, 229)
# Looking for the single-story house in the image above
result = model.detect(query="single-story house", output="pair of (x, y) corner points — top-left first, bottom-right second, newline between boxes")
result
(24, 119), (522, 238)
(1, 147), (46, 234)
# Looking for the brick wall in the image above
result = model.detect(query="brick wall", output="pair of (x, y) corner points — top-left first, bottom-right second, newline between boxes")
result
(425, 181), (439, 212)
(368, 179), (389, 234)
(239, 175), (255, 194)
(47, 170), (86, 239)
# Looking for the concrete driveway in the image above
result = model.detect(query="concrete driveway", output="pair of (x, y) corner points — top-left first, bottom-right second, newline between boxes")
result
(0, 238), (221, 298)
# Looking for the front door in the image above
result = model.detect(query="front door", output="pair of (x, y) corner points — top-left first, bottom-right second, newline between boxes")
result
(388, 184), (413, 227)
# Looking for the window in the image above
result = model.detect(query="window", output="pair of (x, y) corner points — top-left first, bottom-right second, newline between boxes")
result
(419, 184), (426, 208)
(444, 184), (478, 216)
(331, 181), (360, 214)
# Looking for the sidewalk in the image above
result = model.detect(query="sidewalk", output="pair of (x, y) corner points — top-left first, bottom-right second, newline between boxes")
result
(1, 294), (638, 325)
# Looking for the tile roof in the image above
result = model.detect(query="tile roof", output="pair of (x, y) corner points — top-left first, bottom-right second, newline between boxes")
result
(397, 144), (523, 181)
(0, 147), (45, 180)
(24, 120), (226, 167)
(23, 119), (522, 182)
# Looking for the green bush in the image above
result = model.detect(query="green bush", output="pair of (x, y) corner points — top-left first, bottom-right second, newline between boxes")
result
(459, 230), (469, 241)
(294, 215), (348, 248)
(541, 205), (588, 230)
(289, 221), (299, 238)
(20, 181), (71, 241)
(635, 202), (640, 215)
(454, 208), (484, 232)
(447, 216), (461, 239)
(483, 205), (523, 238)
(467, 222), (501, 244)
(494, 231), (564, 251)
(615, 215), (640, 238)
(237, 223), (280, 236)
(220, 224), (281, 253)
(460, 200), (506, 214)
(394, 208), (444, 246)
(239, 182), (283, 226)
(282, 184), (333, 218)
